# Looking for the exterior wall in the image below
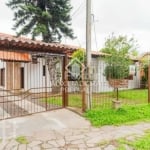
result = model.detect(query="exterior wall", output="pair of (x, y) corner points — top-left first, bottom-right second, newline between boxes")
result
(68, 57), (141, 93)
(0, 61), (21, 90)
(92, 58), (113, 92)
(91, 57), (140, 93)
(6, 62), (21, 90)
(0, 56), (140, 93)
(22, 57), (63, 93)
(22, 58), (51, 93)
(128, 62), (140, 89)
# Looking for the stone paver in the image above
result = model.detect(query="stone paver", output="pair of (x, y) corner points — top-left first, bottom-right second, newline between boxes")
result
(28, 140), (42, 148)
(1, 109), (150, 149)
(0, 123), (150, 149)
(18, 144), (27, 150)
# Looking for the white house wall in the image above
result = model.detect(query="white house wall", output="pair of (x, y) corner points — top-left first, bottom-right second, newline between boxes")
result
(68, 57), (141, 93)
(22, 57), (63, 93)
(92, 58), (113, 93)
(91, 57), (140, 93)
(22, 58), (52, 93)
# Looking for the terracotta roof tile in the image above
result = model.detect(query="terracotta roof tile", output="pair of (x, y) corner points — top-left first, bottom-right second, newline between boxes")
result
(0, 33), (78, 54)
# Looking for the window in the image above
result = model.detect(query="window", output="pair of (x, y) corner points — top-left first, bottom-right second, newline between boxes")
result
(0, 68), (5, 86)
(20, 67), (24, 88)
(43, 65), (46, 76)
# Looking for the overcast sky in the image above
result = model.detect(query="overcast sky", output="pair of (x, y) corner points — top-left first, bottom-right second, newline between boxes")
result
(0, 0), (150, 54)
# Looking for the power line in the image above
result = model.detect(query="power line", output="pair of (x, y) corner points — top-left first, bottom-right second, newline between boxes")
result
(91, 1), (98, 51)
(71, 1), (85, 18)
(92, 14), (98, 50)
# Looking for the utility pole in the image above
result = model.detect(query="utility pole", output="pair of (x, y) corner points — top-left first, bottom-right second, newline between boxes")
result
(86, 0), (92, 109)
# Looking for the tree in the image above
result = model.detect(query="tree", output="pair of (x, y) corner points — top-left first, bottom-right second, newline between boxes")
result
(7, 0), (74, 42)
(67, 48), (85, 81)
(101, 34), (138, 80)
(101, 34), (138, 107)
(140, 56), (149, 88)
(72, 48), (85, 63)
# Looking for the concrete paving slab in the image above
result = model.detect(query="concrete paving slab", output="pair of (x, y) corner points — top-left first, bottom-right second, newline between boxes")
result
(0, 108), (90, 138)
(0, 107), (10, 119)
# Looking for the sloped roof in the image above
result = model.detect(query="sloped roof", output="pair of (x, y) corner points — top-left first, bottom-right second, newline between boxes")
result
(0, 33), (78, 54)
(91, 51), (109, 57)
(91, 51), (139, 61)
(140, 52), (150, 59)
(0, 51), (31, 62)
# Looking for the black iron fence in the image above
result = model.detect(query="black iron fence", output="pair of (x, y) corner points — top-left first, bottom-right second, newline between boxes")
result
(0, 51), (64, 120)
(67, 60), (149, 110)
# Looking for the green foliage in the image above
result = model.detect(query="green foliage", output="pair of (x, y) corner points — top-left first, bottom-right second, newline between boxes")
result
(104, 64), (129, 80)
(16, 136), (29, 144)
(132, 134), (150, 149)
(72, 48), (85, 63)
(101, 34), (138, 80)
(7, 0), (74, 42)
(117, 132), (150, 150)
(84, 104), (150, 127)
(142, 64), (148, 82)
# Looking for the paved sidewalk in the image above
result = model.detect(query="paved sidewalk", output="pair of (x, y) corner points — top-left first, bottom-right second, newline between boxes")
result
(0, 109), (150, 149)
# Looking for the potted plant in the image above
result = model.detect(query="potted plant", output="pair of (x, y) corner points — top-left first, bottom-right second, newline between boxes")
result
(101, 34), (138, 109)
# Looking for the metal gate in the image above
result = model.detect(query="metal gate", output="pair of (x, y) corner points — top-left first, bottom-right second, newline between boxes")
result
(0, 52), (65, 120)
(0, 33), (78, 120)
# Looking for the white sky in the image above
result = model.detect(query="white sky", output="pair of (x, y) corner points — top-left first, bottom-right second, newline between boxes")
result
(0, 0), (150, 54)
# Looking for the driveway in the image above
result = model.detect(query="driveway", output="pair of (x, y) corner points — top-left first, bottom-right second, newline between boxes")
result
(1, 109), (150, 150)
(0, 108), (90, 138)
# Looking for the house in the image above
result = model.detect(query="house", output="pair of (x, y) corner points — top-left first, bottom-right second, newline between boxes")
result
(139, 52), (150, 87)
(0, 33), (77, 93)
(139, 52), (150, 77)
(68, 51), (140, 93)
(0, 32), (142, 120)
(0, 33), (141, 94)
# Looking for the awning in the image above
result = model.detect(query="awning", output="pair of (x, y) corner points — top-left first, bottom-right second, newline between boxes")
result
(0, 51), (31, 62)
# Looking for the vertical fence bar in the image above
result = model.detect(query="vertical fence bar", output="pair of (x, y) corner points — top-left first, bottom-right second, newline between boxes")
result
(62, 55), (68, 107)
(82, 64), (87, 112)
(148, 65), (150, 103)
(45, 57), (48, 110)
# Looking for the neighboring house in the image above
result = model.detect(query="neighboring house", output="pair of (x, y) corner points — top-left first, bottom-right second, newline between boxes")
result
(91, 52), (140, 92)
(139, 52), (150, 78)
(139, 52), (150, 87)
(68, 51), (140, 93)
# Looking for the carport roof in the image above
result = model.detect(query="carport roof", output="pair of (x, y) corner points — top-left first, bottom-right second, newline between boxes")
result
(0, 51), (31, 62)
(0, 33), (78, 54)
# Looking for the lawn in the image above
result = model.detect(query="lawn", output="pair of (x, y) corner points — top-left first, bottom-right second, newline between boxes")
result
(41, 89), (150, 126)
(41, 94), (82, 107)
(84, 104), (150, 127)
(42, 89), (148, 108)
(92, 89), (148, 108)
(118, 89), (148, 103)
